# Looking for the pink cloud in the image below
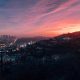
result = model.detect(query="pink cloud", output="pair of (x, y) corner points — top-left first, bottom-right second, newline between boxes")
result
(0, 0), (80, 37)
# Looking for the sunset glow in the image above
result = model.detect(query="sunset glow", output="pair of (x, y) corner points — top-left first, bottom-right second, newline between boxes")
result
(0, 0), (80, 37)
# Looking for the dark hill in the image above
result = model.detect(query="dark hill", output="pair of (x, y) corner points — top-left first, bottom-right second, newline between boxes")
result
(1, 31), (80, 80)
(55, 31), (80, 39)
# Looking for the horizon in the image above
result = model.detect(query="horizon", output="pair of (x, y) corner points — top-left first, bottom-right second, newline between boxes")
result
(0, 31), (80, 38)
(0, 0), (80, 37)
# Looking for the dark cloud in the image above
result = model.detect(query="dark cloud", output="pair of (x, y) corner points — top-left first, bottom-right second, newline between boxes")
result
(39, 0), (69, 13)
(0, 0), (38, 9)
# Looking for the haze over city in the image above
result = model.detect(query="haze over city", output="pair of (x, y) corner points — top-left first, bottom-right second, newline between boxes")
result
(0, 0), (80, 37)
(0, 0), (80, 80)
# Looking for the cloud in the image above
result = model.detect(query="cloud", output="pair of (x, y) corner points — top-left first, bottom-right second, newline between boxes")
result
(0, 0), (80, 36)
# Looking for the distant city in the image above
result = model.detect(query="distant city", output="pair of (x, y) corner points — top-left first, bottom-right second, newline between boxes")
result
(0, 35), (48, 63)
(0, 31), (80, 65)
(0, 31), (80, 80)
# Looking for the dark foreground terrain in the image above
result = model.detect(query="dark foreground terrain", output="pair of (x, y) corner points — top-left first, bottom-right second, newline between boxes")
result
(0, 32), (80, 80)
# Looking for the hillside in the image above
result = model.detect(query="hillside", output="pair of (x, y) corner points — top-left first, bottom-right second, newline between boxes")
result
(1, 31), (80, 80)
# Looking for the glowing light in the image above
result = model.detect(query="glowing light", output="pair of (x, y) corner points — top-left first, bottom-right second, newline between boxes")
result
(59, 24), (80, 33)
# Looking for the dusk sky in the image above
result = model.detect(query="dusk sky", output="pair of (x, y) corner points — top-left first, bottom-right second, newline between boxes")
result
(0, 0), (80, 37)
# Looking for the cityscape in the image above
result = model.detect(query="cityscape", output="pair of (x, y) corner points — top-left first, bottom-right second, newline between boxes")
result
(0, 0), (80, 80)
(0, 31), (80, 80)
(0, 35), (44, 64)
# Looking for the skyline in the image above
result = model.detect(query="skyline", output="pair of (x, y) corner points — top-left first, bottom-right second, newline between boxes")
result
(0, 0), (80, 37)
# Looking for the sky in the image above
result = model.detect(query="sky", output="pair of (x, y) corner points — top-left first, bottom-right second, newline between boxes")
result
(0, 0), (80, 37)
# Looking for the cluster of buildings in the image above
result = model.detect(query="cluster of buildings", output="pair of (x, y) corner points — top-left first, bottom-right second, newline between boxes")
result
(0, 35), (36, 64)
(0, 35), (72, 64)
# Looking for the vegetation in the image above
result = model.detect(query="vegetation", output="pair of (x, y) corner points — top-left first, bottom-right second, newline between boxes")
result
(1, 32), (80, 80)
